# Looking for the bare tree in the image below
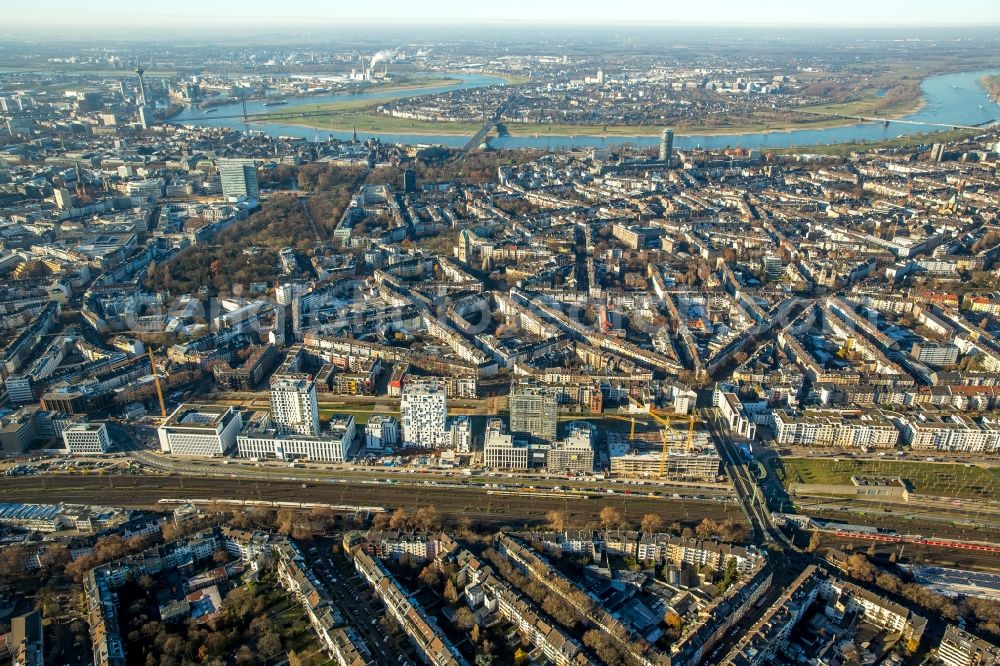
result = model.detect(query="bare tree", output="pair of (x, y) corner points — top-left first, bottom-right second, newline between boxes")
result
(640, 514), (662, 535)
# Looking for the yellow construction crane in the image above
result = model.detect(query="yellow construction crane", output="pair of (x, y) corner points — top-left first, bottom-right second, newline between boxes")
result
(606, 414), (637, 447)
(148, 347), (167, 418)
(650, 409), (699, 478)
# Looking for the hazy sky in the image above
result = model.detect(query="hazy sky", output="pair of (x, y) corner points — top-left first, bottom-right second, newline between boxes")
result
(5, 0), (1000, 29)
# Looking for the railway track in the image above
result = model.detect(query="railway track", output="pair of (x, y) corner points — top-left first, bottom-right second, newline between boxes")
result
(0, 474), (745, 527)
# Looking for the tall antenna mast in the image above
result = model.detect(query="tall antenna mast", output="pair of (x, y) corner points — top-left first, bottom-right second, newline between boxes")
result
(135, 60), (147, 107)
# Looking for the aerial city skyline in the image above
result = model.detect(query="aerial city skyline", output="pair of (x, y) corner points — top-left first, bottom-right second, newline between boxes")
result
(0, 11), (999, 666)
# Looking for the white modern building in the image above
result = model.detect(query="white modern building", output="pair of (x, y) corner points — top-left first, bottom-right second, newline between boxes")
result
(483, 419), (529, 470)
(270, 377), (320, 437)
(545, 422), (595, 474)
(62, 423), (111, 454)
(937, 624), (1000, 666)
(365, 415), (400, 450)
(400, 381), (449, 448)
(910, 342), (959, 367)
(449, 416), (472, 453)
(716, 390), (757, 440)
(898, 413), (1000, 453)
(158, 405), (242, 456)
(237, 415), (356, 462)
(773, 409), (900, 448)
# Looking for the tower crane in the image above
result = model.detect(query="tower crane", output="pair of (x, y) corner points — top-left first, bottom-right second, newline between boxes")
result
(650, 409), (699, 478)
(148, 348), (167, 418)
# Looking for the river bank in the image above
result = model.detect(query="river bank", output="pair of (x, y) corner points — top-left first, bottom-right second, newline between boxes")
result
(982, 74), (1000, 101)
(267, 97), (931, 139)
(263, 77), (932, 140)
(172, 68), (1000, 151)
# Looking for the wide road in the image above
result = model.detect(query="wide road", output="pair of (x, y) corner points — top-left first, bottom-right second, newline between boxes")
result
(0, 475), (745, 528)
(701, 407), (796, 549)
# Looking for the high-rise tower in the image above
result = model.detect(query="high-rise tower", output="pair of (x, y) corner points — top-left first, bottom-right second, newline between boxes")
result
(659, 128), (674, 166)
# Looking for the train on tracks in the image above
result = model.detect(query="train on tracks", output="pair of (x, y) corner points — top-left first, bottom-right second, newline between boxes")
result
(827, 529), (1000, 554)
(158, 498), (386, 513)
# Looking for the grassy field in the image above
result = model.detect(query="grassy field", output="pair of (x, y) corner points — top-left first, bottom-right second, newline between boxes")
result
(796, 89), (924, 119)
(279, 109), (484, 135)
(779, 457), (1000, 500)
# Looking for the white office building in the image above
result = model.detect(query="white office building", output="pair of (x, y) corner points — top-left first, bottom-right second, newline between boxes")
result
(270, 378), (320, 437)
(62, 423), (111, 454)
(483, 419), (529, 470)
(400, 381), (449, 448)
(546, 422), (595, 474)
(158, 405), (242, 456)
(773, 409), (900, 449)
(365, 415), (400, 450)
(237, 415), (355, 462)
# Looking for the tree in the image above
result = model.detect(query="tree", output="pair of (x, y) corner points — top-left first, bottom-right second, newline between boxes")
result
(236, 643), (253, 666)
(419, 564), (441, 589)
(546, 510), (568, 532)
(695, 518), (721, 540)
(454, 607), (476, 631)
(371, 512), (391, 531)
(388, 508), (409, 530)
(257, 632), (281, 658)
(443, 579), (460, 604)
(846, 553), (876, 583)
(249, 615), (274, 639)
(513, 647), (528, 665)
(640, 514), (662, 535)
(414, 506), (441, 532)
(583, 629), (625, 665)
(806, 529), (822, 553)
(664, 611), (683, 631)
(720, 556), (740, 592)
(599, 506), (624, 530)
(0, 545), (26, 579)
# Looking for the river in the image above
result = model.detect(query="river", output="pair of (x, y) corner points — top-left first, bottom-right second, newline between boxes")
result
(169, 69), (1000, 150)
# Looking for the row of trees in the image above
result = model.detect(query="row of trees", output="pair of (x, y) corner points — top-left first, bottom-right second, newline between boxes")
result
(545, 508), (747, 542)
(369, 505), (443, 533)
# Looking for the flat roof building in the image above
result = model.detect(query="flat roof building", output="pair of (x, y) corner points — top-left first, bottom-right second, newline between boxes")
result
(401, 380), (449, 449)
(270, 377), (320, 437)
(158, 404), (242, 457)
(62, 423), (111, 454)
(509, 382), (558, 444)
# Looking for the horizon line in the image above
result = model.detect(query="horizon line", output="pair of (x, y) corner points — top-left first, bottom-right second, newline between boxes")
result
(4, 18), (1000, 29)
